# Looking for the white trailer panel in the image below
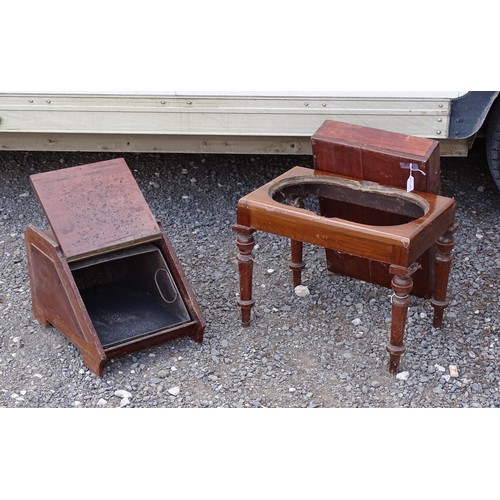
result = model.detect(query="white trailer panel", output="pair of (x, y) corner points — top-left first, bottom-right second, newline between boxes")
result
(0, 93), (453, 154)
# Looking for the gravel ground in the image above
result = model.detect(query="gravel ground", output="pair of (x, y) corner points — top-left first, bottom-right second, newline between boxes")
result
(1, 142), (499, 409)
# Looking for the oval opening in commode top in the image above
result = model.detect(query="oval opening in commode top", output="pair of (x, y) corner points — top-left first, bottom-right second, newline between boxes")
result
(269, 176), (429, 226)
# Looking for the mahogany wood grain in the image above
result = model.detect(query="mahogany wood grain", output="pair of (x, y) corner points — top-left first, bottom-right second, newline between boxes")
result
(26, 159), (205, 376)
(312, 120), (441, 298)
(387, 263), (419, 373)
(431, 226), (457, 327)
(233, 224), (256, 327)
(233, 166), (456, 373)
(29, 158), (161, 262)
(289, 239), (305, 287)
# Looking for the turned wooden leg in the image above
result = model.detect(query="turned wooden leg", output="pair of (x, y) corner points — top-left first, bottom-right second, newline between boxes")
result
(232, 225), (256, 327)
(387, 263), (419, 373)
(287, 196), (305, 287)
(431, 226), (456, 328)
(289, 239), (305, 287)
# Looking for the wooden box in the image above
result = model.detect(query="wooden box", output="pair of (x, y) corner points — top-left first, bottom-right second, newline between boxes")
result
(25, 158), (205, 376)
(311, 119), (441, 297)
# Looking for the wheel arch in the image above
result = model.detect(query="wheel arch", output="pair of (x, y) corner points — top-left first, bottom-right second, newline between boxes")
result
(448, 91), (499, 139)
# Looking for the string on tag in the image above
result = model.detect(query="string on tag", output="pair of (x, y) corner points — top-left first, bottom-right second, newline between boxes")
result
(399, 162), (426, 192)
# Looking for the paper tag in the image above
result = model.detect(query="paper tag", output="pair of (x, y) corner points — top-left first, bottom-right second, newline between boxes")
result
(406, 173), (414, 192)
(400, 162), (425, 192)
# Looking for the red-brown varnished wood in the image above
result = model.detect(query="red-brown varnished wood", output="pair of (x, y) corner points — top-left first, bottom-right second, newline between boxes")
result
(236, 167), (455, 267)
(232, 224), (256, 326)
(431, 226), (457, 327)
(312, 120), (441, 298)
(387, 263), (419, 373)
(25, 225), (107, 375)
(289, 239), (305, 287)
(25, 223), (206, 376)
(155, 224), (206, 343)
(29, 158), (161, 262)
(234, 165), (456, 373)
(311, 119), (441, 192)
(26, 159), (206, 376)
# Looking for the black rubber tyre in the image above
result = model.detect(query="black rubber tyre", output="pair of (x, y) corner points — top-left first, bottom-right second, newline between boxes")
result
(486, 98), (500, 192)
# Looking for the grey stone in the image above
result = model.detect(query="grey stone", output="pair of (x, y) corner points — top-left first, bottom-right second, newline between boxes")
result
(0, 149), (498, 410)
(114, 389), (132, 399)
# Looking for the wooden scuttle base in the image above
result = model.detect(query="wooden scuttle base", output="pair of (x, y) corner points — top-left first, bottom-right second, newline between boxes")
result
(25, 226), (205, 377)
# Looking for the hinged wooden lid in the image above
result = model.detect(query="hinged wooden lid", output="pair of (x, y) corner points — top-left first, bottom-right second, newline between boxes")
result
(30, 158), (161, 261)
(311, 119), (441, 193)
(312, 119), (437, 159)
